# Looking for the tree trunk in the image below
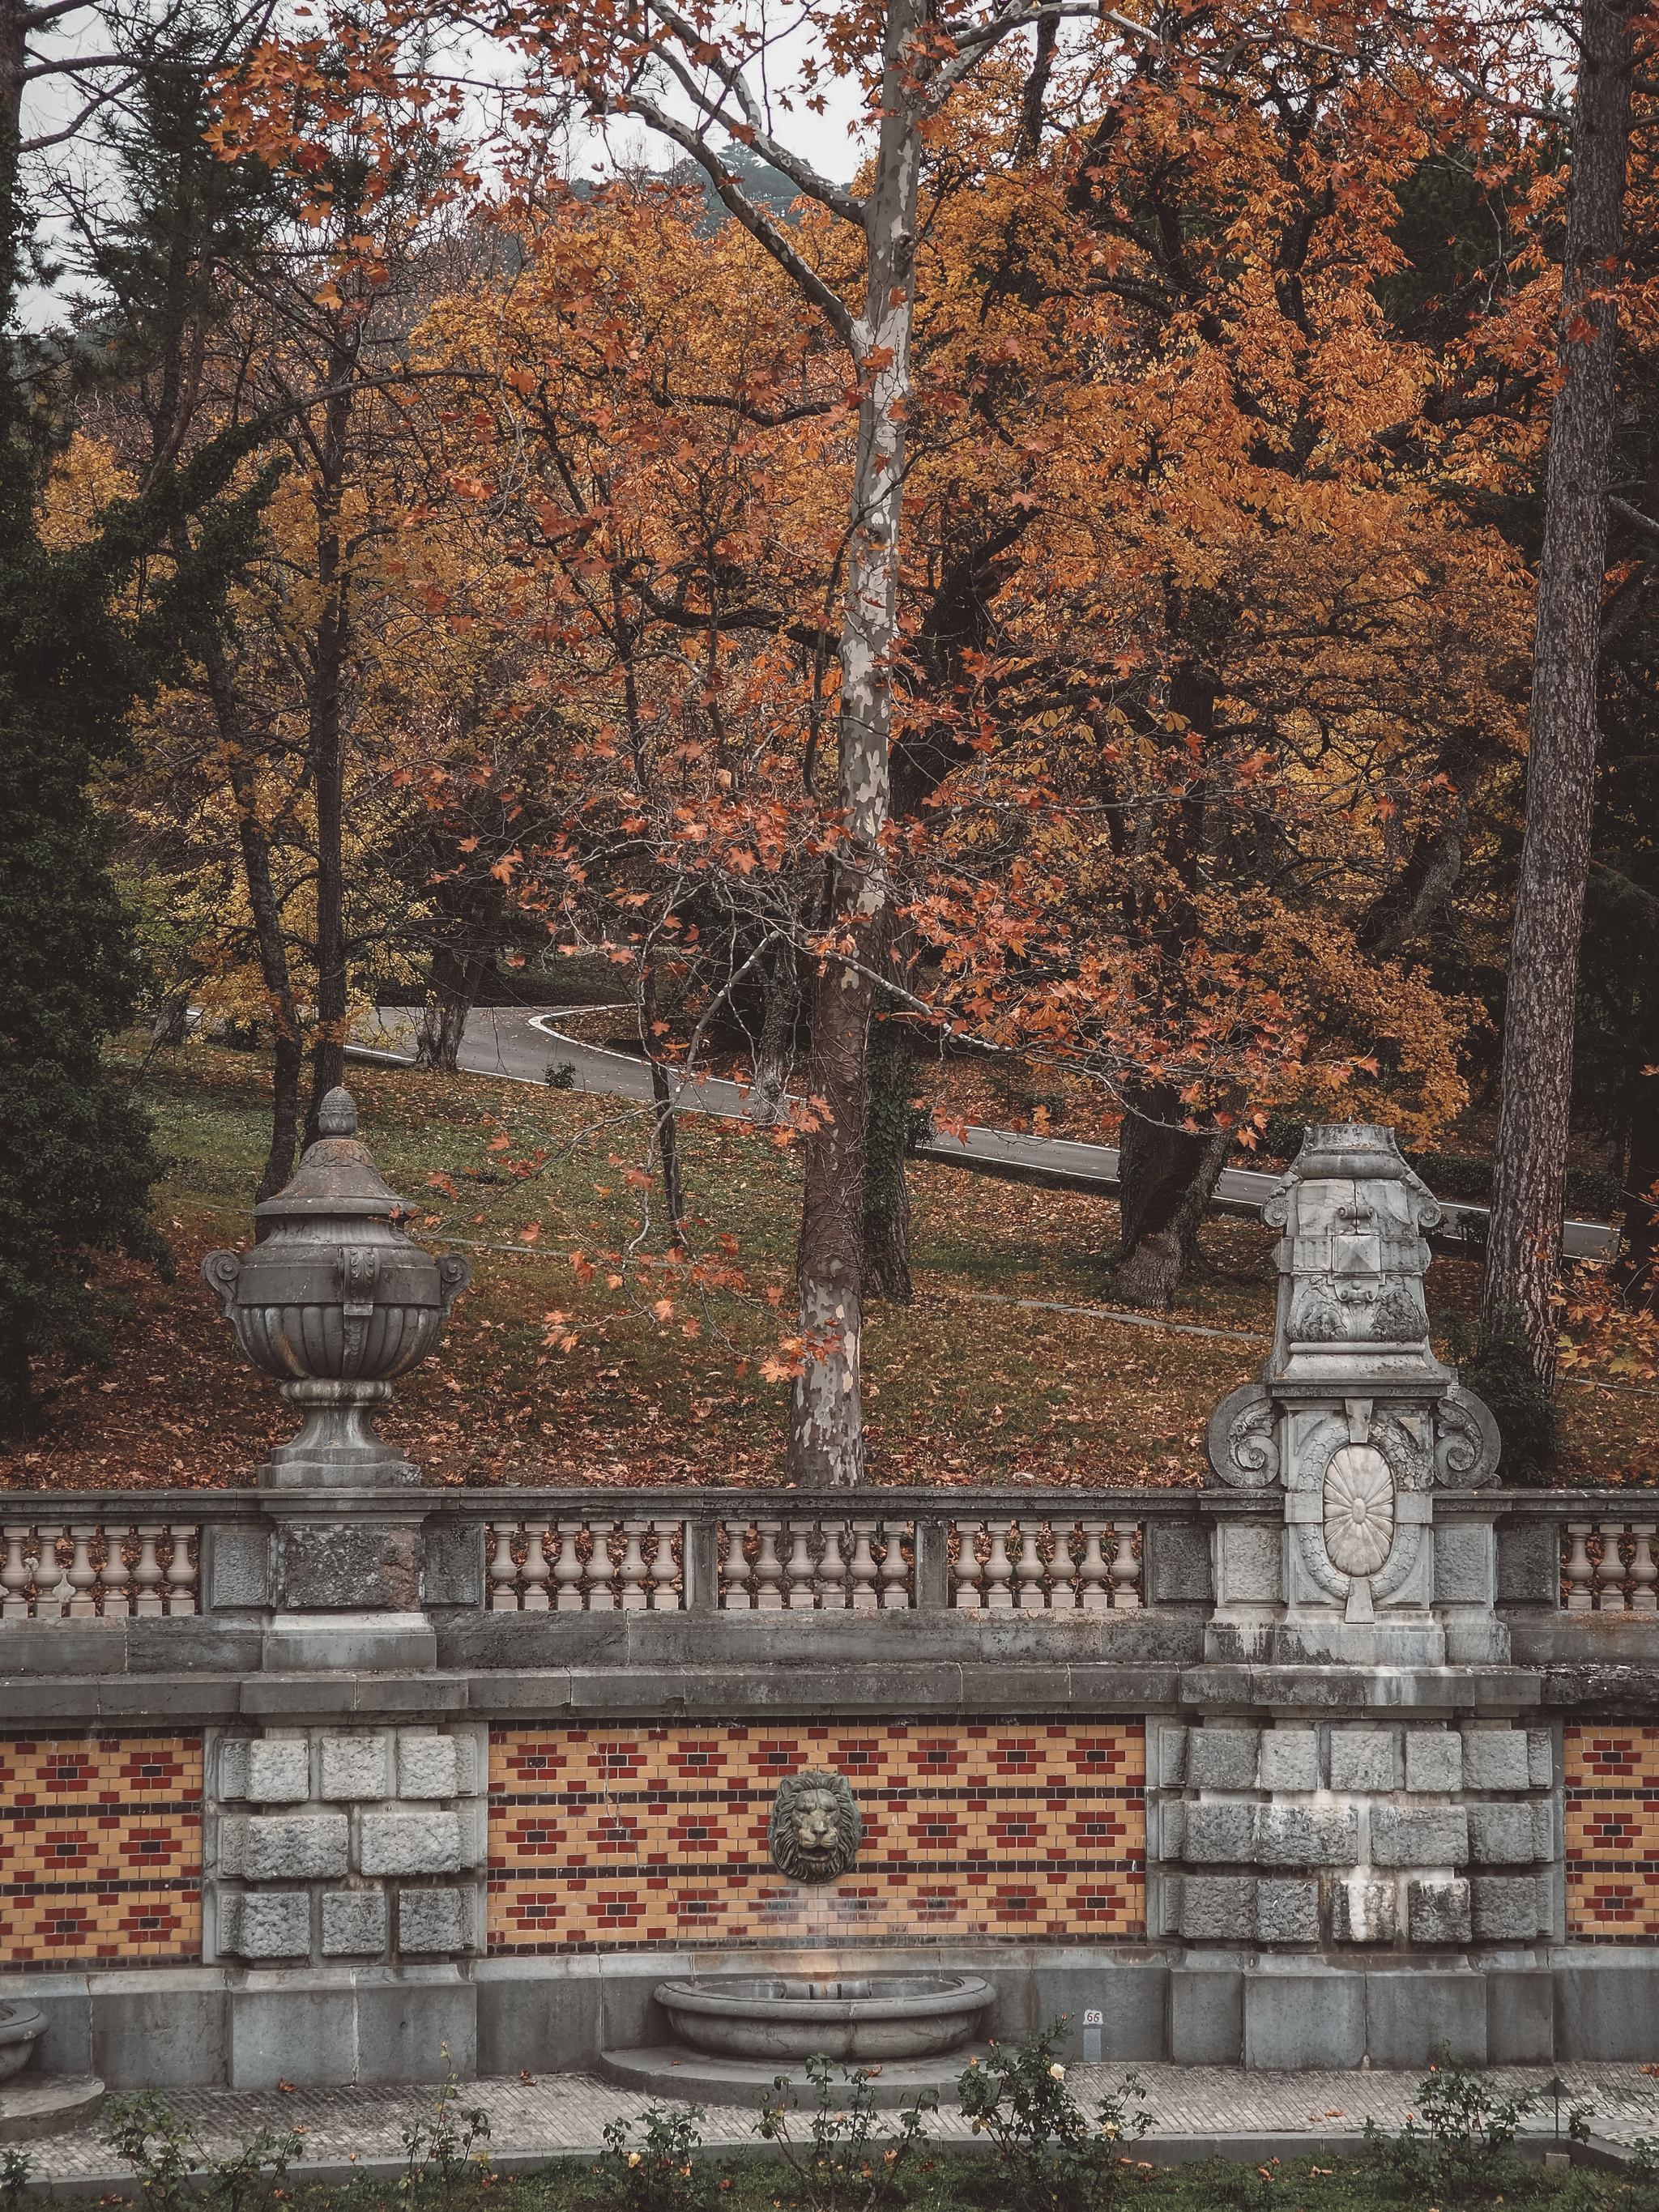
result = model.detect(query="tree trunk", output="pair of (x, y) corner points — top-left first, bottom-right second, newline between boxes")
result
(1618, 1063), (1658, 1307)
(206, 638), (305, 1215)
(414, 943), (488, 1072)
(304, 373), (353, 1145)
(1484, 0), (1633, 1381)
(1112, 1088), (1234, 1311)
(748, 940), (798, 1126)
(643, 965), (685, 1247)
(863, 1019), (915, 1302)
(785, 0), (919, 1487)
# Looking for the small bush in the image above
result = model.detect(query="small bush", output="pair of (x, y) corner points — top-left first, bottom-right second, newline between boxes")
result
(957, 2020), (1152, 2212)
(1362, 2047), (1591, 2201)
(100, 2088), (305, 2212)
(1439, 1306), (1558, 1481)
(399, 2049), (493, 2205)
(545, 1062), (578, 1090)
(599, 2103), (714, 2212)
(757, 2052), (934, 2212)
(1, 2148), (33, 2212)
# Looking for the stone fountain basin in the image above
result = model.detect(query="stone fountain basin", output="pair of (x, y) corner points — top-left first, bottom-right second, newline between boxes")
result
(0, 2005), (45, 2085)
(655, 1974), (992, 2061)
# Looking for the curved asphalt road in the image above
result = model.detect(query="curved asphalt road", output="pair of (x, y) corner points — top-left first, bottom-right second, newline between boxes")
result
(350, 1005), (1618, 1261)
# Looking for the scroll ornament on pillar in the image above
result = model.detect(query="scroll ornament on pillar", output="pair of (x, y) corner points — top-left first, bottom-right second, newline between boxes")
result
(201, 1088), (471, 1486)
(1205, 1124), (1499, 1658)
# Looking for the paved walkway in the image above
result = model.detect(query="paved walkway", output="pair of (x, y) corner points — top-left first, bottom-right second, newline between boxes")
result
(23, 2062), (1659, 2189)
(350, 1008), (1618, 1262)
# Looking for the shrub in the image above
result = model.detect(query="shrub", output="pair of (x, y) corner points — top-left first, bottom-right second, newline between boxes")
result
(399, 2048), (494, 2204)
(757, 2053), (934, 2212)
(1362, 2047), (1590, 2200)
(600, 2103), (714, 2212)
(957, 2019), (1152, 2212)
(546, 1062), (578, 1090)
(100, 2088), (305, 2212)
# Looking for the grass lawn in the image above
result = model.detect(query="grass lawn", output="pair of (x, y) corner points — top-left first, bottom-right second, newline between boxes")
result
(79, 2146), (1659, 2212)
(2, 1038), (1652, 1491)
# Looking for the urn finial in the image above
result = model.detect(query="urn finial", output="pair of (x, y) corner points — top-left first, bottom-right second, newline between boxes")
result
(318, 1085), (357, 1138)
(200, 1089), (470, 1486)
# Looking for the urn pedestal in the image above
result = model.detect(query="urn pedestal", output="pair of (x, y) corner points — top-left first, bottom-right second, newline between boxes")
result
(1204, 1123), (1502, 1665)
(202, 1087), (470, 1626)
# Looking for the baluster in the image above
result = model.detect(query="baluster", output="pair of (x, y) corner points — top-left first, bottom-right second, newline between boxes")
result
(488, 1524), (521, 1611)
(166, 1526), (198, 1616)
(1077, 1521), (1111, 1614)
(951, 1523), (984, 1611)
(1014, 1522), (1047, 1611)
(879, 1524), (911, 1611)
(100, 1526), (133, 1620)
(1595, 1523), (1630, 1613)
(818, 1522), (850, 1611)
(2, 1528), (33, 1621)
(552, 1524), (585, 1611)
(847, 1521), (880, 1613)
(753, 1522), (785, 1611)
(613, 1520), (646, 1610)
(520, 1523), (552, 1612)
(45, 1530), (74, 1619)
(983, 1524), (1014, 1611)
(719, 1521), (753, 1611)
(1630, 1525), (1658, 1617)
(587, 1524), (619, 1611)
(67, 1525), (100, 1617)
(133, 1527), (166, 1618)
(1563, 1523), (1595, 1613)
(67, 1527), (100, 1618)
(649, 1524), (681, 1610)
(783, 1521), (817, 1609)
(1110, 1522), (1143, 1610)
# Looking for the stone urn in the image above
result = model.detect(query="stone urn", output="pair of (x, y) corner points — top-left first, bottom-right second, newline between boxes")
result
(0, 2003), (44, 2083)
(202, 1087), (470, 1487)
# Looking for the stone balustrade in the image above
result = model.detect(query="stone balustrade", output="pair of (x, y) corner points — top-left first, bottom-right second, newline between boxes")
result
(1560, 1519), (1659, 1613)
(476, 1507), (1148, 1614)
(0, 1490), (1654, 1640)
(1, 1519), (199, 1618)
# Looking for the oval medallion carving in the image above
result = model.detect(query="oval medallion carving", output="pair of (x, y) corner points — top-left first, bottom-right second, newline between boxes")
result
(1322, 1445), (1395, 1577)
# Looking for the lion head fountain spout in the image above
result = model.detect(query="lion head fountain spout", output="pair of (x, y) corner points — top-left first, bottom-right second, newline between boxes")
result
(769, 1769), (863, 1885)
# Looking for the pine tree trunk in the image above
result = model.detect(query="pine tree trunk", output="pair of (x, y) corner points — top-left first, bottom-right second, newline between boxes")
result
(785, 0), (920, 1487)
(1619, 1066), (1658, 1307)
(1112, 1088), (1233, 1311)
(304, 374), (353, 1144)
(207, 640), (304, 1217)
(1484, 0), (1634, 1381)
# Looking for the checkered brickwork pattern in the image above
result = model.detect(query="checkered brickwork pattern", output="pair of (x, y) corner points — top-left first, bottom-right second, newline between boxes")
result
(1565, 1725), (1659, 1940)
(0, 1736), (203, 1965)
(488, 1721), (1145, 1950)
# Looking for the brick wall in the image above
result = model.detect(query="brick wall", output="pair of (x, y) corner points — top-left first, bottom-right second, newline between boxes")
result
(0, 1735), (203, 1965)
(487, 1719), (1145, 1950)
(1565, 1724), (1659, 1939)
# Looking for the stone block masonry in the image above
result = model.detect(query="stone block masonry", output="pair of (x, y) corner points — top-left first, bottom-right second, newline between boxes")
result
(1157, 1717), (1560, 1954)
(487, 1721), (1145, 1949)
(213, 1722), (488, 1971)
